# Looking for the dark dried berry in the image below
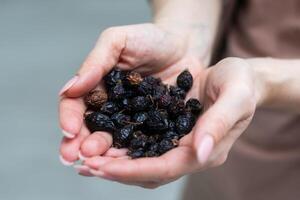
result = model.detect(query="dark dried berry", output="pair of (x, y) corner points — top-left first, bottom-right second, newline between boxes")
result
(175, 113), (195, 135)
(85, 112), (115, 133)
(113, 125), (134, 148)
(177, 70), (193, 91)
(111, 112), (130, 128)
(152, 85), (167, 100)
(144, 151), (159, 157)
(186, 98), (203, 116)
(137, 79), (153, 95)
(146, 110), (169, 132)
(126, 71), (143, 86)
(169, 86), (186, 99)
(118, 98), (131, 112)
(168, 120), (176, 131)
(168, 98), (185, 117)
(104, 68), (126, 88)
(164, 131), (179, 140)
(144, 76), (161, 86)
(159, 139), (176, 154)
(149, 143), (159, 152)
(100, 102), (119, 115)
(109, 83), (126, 100)
(84, 89), (108, 110)
(129, 134), (148, 150)
(131, 96), (151, 112)
(133, 112), (148, 125)
(157, 94), (172, 108)
(128, 148), (144, 159)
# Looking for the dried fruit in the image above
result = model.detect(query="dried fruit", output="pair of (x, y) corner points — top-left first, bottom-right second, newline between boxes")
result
(84, 68), (202, 158)
(177, 70), (193, 91)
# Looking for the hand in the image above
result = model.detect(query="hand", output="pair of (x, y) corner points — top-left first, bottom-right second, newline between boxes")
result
(58, 23), (206, 165)
(75, 57), (265, 188)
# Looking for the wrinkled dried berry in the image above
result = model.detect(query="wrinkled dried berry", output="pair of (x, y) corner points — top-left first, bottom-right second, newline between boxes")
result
(169, 86), (186, 99)
(83, 68), (203, 158)
(186, 98), (203, 116)
(111, 112), (130, 128)
(175, 112), (195, 135)
(84, 89), (108, 110)
(113, 125), (134, 148)
(177, 70), (193, 91)
(146, 110), (169, 131)
(100, 102), (119, 115)
(85, 112), (115, 133)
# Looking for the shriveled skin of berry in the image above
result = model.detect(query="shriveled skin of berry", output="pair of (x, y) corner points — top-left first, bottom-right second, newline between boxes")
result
(175, 112), (196, 135)
(144, 151), (159, 157)
(157, 94), (172, 109)
(168, 98), (185, 117)
(111, 112), (131, 128)
(126, 71), (143, 86)
(152, 85), (168, 101)
(128, 148), (144, 159)
(113, 125), (134, 148)
(85, 112), (115, 133)
(100, 102), (119, 116)
(118, 98), (131, 112)
(186, 98), (203, 116)
(104, 68), (126, 88)
(84, 89), (108, 110)
(146, 110), (169, 132)
(130, 96), (151, 112)
(133, 112), (148, 125)
(137, 79), (153, 95)
(159, 139), (176, 154)
(129, 133), (148, 150)
(109, 83), (126, 100)
(163, 130), (179, 140)
(176, 70), (193, 91)
(169, 86), (186, 99)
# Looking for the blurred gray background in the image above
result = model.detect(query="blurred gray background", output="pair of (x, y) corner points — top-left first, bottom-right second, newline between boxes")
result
(0, 0), (186, 199)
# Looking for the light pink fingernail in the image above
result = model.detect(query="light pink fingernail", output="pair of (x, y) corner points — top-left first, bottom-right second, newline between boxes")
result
(74, 165), (93, 176)
(197, 135), (214, 164)
(59, 155), (74, 166)
(62, 130), (75, 138)
(59, 75), (79, 96)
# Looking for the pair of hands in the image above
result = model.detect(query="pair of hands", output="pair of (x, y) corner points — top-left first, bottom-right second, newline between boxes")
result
(59, 23), (261, 188)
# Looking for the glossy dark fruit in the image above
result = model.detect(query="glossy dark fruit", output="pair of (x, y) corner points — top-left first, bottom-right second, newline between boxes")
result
(146, 110), (169, 131)
(131, 96), (151, 111)
(186, 98), (203, 116)
(109, 83), (126, 100)
(84, 89), (108, 110)
(175, 112), (195, 135)
(176, 70), (193, 91)
(168, 98), (185, 117)
(159, 139), (176, 154)
(100, 102), (119, 115)
(128, 148), (144, 159)
(126, 71), (143, 86)
(113, 125), (134, 148)
(111, 112), (130, 128)
(85, 112), (115, 133)
(104, 68), (125, 88)
(169, 86), (186, 99)
(83, 68), (203, 158)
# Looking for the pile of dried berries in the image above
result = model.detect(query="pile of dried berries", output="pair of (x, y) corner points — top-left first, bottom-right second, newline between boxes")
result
(84, 68), (203, 159)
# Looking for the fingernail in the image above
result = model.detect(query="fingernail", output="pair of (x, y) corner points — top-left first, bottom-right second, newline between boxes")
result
(78, 151), (87, 161)
(59, 155), (74, 166)
(59, 75), (79, 96)
(74, 165), (93, 176)
(89, 169), (116, 181)
(62, 130), (75, 138)
(197, 135), (214, 164)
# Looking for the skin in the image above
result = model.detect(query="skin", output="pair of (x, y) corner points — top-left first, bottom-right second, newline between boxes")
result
(59, 0), (300, 189)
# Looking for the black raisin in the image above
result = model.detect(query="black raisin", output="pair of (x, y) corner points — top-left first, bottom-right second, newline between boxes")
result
(104, 68), (125, 88)
(176, 70), (193, 91)
(100, 101), (119, 116)
(169, 86), (186, 99)
(85, 112), (115, 133)
(130, 96), (151, 112)
(186, 98), (203, 116)
(113, 125), (134, 148)
(146, 110), (169, 132)
(175, 112), (195, 135)
(111, 112), (131, 128)
(128, 148), (144, 159)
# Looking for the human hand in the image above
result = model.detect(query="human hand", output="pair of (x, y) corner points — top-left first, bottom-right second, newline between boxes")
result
(59, 23), (206, 165)
(75, 57), (266, 188)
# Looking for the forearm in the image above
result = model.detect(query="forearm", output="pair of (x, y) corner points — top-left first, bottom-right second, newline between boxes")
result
(250, 58), (300, 113)
(149, 0), (222, 65)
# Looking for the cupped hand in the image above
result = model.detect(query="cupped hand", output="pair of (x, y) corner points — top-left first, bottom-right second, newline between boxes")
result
(76, 57), (265, 189)
(58, 23), (205, 165)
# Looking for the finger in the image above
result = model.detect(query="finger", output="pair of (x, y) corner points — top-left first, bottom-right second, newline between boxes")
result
(89, 147), (196, 183)
(80, 132), (113, 158)
(102, 148), (128, 157)
(83, 156), (129, 170)
(59, 125), (90, 165)
(59, 97), (85, 138)
(61, 27), (127, 97)
(194, 88), (254, 164)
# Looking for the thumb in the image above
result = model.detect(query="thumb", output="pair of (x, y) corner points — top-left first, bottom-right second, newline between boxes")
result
(59, 27), (127, 97)
(193, 88), (252, 164)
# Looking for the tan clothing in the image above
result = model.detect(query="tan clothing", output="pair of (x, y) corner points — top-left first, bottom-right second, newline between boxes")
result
(182, 0), (300, 199)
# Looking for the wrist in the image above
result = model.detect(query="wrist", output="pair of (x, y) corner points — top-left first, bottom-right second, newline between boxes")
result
(154, 19), (213, 66)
